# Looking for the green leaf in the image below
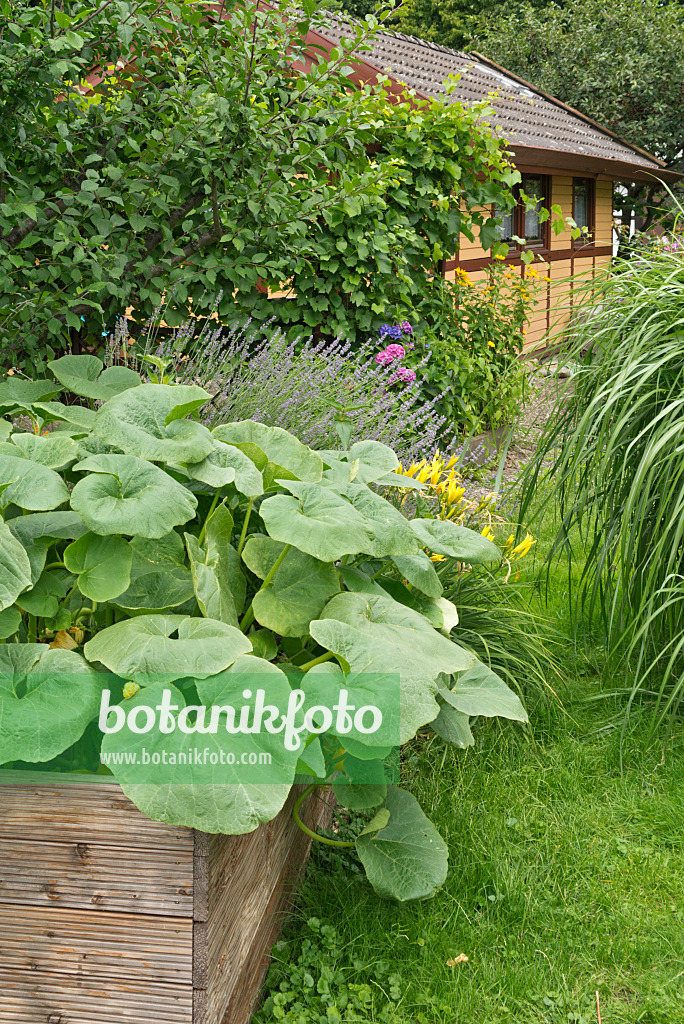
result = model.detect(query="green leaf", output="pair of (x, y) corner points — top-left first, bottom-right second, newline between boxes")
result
(83, 614), (252, 682)
(242, 535), (340, 636)
(182, 440), (263, 496)
(410, 519), (501, 562)
(0, 646), (105, 763)
(301, 661), (400, 751)
(8, 511), (87, 584)
(392, 551), (443, 598)
(0, 378), (61, 415)
(247, 628), (278, 661)
(10, 431), (80, 469)
(320, 440), (399, 485)
(0, 521), (32, 611)
(296, 737), (326, 778)
(213, 421), (323, 482)
(33, 402), (95, 431)
(105, 663), (299, 833)
(185, 505), (242, 626)
(114, 532), (194, 612)
(92, 384), (213, 462)
(340, 482), (420, 557)
(333, 775), (386, 810)
(430, 704), (474, 748)
(355, 787), (448, 901)
(260, 482), (374, 561)
(309, 592), (477, 743)
(0, 455), (69, 511)
(0, 606), (21, 639)
(440, 662), (528, 722)
(15, 570), (68, 617)
(64, 532), (133, 601)
(71, 455), (197, 538)
(48, 354), (141, 401)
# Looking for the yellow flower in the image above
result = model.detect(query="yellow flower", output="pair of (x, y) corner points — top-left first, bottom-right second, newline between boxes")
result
(123, 681), (141, 699)
(417, 465), (431, 483)
(511, 534), (535, 558)
(430, 553), (446, 562)
(430, 468), (441, 486)
(487, 341), (496, 349)
(481, 524), (495, 541)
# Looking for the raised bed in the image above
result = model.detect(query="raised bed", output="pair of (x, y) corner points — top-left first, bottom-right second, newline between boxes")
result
(0, 775), (329, 1024)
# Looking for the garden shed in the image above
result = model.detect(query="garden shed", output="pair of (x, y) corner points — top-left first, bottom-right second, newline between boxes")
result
(313, 19), (681, 348)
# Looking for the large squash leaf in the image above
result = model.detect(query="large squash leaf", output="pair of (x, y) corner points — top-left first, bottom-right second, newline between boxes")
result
(430, 704), (474, 748)
(320, 440), (400, 485)
(309, 592), (476, 743)
(410, 518), (501, 563)
(0, 646), (105, 763)
(9, 432), (80, 469)
(260, 481), (373, 561)
(84, 613), (252, 682)
(440, 662), (528, 722)
(340, 482), (420, 557)
(0, 521), (32, 611)
(355, 787), (448, 901)
(0, 377), (61, 415)
(182, 439), (263, 496)
(92, 383), (213, 462)
(185, 505), (243, 626)
(107, 661), (299, 833)
(213, 421), (323, 481)
(8, 511), (87, 584)
(64, 532), (133, 602)
(33, 401), (95, 431)
(114, 532), (194, 612)
(48, 354), (141, 401)
(241, 535), (340, 636)
(0, 455), (69, 510)
(392, 551), (443, 598)
(70, 454), (197, 538)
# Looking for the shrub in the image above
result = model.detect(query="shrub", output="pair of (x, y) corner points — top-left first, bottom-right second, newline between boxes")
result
(519, 244), (684, 731)
(0, 359), (530, 901)
(402, 260), (543, 434)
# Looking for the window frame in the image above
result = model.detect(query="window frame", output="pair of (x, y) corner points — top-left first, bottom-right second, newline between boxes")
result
(572, 176), (596, 249)
(494, 173), (551, 255)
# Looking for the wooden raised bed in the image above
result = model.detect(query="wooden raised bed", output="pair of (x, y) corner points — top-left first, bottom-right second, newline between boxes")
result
(0, 776), (329, 1024)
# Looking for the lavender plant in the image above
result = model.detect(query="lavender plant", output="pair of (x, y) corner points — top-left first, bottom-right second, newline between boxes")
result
(105, 314), (446, 460)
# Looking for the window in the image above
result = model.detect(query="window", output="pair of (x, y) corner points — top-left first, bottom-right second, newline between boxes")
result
(572, 177), (595, 245)
(494, 174), (550, 251)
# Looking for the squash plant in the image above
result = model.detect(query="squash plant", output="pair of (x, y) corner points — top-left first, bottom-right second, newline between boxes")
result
(0, 359), (527, 902)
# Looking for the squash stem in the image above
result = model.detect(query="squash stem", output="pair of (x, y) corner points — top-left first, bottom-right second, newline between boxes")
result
(236, 497), (254, 557)
(239, 543), (291, 631)
(198, 488), (222, 545)
(299, 650), (335, 671)
(292, 785), (355, 849)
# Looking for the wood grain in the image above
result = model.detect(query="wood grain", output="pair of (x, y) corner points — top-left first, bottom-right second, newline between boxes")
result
(0, 837), (194, 917)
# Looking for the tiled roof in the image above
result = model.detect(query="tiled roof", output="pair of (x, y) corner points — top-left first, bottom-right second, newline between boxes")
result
(317, 18), (666, 174)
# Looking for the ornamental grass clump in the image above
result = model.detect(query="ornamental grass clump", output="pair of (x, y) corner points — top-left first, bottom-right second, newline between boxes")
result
(519, 242), (684, 731)
(0, 358), (530, 902)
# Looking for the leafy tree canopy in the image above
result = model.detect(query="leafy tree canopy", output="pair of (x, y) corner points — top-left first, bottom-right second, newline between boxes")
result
(0, 0), (518, 372)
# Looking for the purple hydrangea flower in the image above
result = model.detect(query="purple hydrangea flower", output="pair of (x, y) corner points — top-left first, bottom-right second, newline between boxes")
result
(389, 366), (417, 385)
(380, 324), (402, 340)
(401, 321), (413, 335)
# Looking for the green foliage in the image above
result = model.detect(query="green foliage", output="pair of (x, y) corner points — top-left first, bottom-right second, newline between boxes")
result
(474, 0), (684, 228)
(394, 0), (546, 49)
(405, 260), (540, 432)
(519, 245), (684, 732)
(0, 364), (529, 900)
(0, 0), (517, 375)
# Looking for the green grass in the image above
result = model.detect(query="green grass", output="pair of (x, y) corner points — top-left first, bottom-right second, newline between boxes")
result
(261, 512), (684, 1024)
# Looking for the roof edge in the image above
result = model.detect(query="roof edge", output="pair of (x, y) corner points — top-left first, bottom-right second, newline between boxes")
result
(468, 51), (668, 171)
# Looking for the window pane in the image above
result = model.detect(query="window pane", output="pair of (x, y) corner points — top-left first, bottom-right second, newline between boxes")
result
(523, 176), (544, 242)
(574, 179), (590, 235)
(495, 205), (514, 242)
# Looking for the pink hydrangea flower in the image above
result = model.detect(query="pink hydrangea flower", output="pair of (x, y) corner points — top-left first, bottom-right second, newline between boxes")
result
(389, 366), (417, 385)
(384, 343), (405, 361)
(375, 349), (393, 365)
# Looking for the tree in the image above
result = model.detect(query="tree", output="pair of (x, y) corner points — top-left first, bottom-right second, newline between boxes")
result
(393, 0), (550, 52)
(0, 0), (518, 372)
(473, 0), (684, 233)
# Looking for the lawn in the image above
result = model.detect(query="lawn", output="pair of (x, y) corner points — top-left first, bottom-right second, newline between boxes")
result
(259, 512), (684, 1024)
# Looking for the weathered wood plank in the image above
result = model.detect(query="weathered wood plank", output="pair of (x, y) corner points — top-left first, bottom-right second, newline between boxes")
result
(0, 905), (193, 985)
(0, 837), (194, 917)
(0, 968), (193, 1023)
(0, 779), (192, 851)
(206, 787), (333, 1024)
